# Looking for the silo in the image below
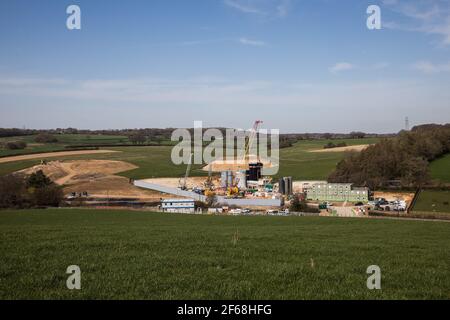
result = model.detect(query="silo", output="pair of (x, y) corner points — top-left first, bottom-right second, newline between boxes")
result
(284, 177), (293, 195)
(221, 171), (228, 188)
(236, 171), (247, 189)
(227, 171), (233, 187)
(278, 178), (285, 195)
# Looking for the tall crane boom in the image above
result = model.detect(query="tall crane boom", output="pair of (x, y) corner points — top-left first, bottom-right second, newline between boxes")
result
(243, 120), (263, 162)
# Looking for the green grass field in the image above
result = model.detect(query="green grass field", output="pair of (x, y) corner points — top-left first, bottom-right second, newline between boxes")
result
(277, 138), (379, 180)
(0, 146), (206, 178)
(0, 134), (130, 157)
(0, 137), (380, 180)
(430, 154), (450, 183)
(2, 134), (448, 185)
(0, 209), (448, 299)
(412, 190), (450, 214)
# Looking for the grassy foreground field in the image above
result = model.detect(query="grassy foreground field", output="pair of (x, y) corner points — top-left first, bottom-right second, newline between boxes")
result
(0, 209), (449, 299)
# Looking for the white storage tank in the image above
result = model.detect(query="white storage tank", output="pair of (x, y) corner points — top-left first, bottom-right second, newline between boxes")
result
(236, 170), (247, 189)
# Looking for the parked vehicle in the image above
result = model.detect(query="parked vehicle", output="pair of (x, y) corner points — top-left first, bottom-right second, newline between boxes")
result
(230, 208), (242, 215)
(374, 200), (407, 212)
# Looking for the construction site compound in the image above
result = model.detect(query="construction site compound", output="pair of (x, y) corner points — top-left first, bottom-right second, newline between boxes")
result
(15, 121), (415, 218)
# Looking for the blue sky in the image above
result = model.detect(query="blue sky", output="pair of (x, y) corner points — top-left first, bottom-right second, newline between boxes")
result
(0, 0), (449, 133)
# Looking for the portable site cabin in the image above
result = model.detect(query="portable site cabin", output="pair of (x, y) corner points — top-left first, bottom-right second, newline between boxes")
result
(306, 183), (369, 202)
(161, 198), (195, 213)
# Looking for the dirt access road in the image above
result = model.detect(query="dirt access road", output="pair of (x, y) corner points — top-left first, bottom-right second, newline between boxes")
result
(0, 150), (119, 164)
(309, 144), (371, 153)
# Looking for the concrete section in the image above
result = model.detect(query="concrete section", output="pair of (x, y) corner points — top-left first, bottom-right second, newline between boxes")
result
(134, 179), (281, 207)
(134, 180), (206, 202)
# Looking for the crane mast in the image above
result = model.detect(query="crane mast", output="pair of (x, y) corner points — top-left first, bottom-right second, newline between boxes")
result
(179, 153), (193, 190)
(243, 120), (263, 163)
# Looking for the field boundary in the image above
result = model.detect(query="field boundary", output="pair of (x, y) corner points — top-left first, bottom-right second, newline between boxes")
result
(408, 188), (422, 213)
(0, 149), (119, 164)
(0, 147), (100, 159)
(369, 210), (450, 221)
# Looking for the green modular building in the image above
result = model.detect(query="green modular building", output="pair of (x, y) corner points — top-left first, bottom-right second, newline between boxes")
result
(306, 183), (369, 202)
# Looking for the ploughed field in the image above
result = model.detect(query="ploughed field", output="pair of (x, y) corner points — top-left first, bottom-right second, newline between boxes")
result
(0, 209), (448, 299)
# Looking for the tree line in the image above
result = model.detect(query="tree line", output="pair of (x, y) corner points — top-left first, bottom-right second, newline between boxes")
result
(328, 124), (450, 189)
(0, 171), (63, 209)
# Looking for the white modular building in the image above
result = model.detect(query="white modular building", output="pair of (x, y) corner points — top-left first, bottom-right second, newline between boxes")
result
(161, 198), (195, 213)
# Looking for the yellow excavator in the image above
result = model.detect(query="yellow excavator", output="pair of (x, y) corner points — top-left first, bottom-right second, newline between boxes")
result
(205, 189), (216, 197)
(226, 176), (240, 197)
(203, 164), (215, 196)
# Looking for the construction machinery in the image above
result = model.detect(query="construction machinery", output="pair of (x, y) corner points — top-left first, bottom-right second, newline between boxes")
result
(204, 189), (216, 197)
(243, 120), (263, 163)
(227, 186), (239, 198)
(204, 163), (214, 190)
(179, 153), (193, 190)
(202, 163), (217, 197)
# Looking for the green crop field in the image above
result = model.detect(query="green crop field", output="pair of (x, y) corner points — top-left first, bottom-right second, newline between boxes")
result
(0, 137), (380, 180)
(0, 146), (206, 178)
(277, 138), (380, 180)
(430, 154), (450, 183)
(0, 134), (130, 157)
(412, 190), (450, 214)
(0, 209), (448, 299)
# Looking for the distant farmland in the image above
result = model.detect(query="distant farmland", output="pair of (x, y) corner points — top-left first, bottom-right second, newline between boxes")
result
(0, 134), (130, 157)
(0, 137), (380, 180)
(1, 135), (448, 188)
(277, 138), (379, 180)
(0, 209), (449, 300)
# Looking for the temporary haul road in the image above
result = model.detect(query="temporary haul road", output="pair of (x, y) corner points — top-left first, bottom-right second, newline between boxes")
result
(0, 150), (119, 163)
(309, 144), (371, 153)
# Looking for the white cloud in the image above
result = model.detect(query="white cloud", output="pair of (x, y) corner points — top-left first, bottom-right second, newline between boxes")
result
(224, 0), (265, 15)
(239, 37), (266, 46)
(0, 76), (276, 104)
(276, 0), (291, 17)
(0, 77), (67, 86)
(2, 75), (449, 133)
(413, 61), (450, 74)
(372, 62), (390, 70)
(224, 0), (291, 18)
(329, 62), (354, 73)
(427, 17), (450, 45)
(383, 0), (450, 45)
